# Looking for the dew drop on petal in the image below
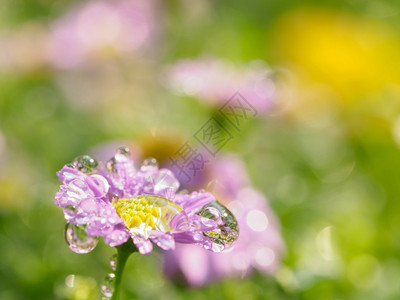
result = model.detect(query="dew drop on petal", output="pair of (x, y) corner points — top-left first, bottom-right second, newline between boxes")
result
(87, 174), (110, 197)
(116, 147), (130, 156)
(101, 273), (115, 297)
(141, 157), (159, 171)
(197, 201), (239, 251)
(211, 240), (225, 253)
(133, 235), (153, 255)
(193, 232), (203, 241)
(63, 205), (76, 222)
(199, 206), (222, 227)
(154, 234), (175, 250)
(68, 178), (91, 198)
(114, 147), (131, 163)
(200, 217), (218, 228)
(72, 155), (99, 174)
(106, 158), (117, 173)
(64, 223), (99, 254)
(109, 254), (117, 271)
(146, 169), (179, 198)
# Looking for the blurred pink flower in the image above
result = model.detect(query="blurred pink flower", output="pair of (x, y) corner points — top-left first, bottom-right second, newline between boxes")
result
(165, 57), (276, 114)
(163, 155), (285, 286)
(48, 0), (158, 69)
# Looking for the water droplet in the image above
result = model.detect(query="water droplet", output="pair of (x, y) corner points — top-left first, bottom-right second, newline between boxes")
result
(193, 232), (203, 241)
(133, 235), (153, 254)
(117, 147), (130, 156)
(64, 223), (99, 254)
(145, 169), (179, 198)
(73, 155), (98, 174)
(107, 191), (121, 202)
(199, 206), (222, 227)
(211, 240), (225, 252)
(64, 205), (76, 222)
(87, 174), (110, 197)
(141, 157), (159, 171)
(106, 158), (116, 173)
(197, 201), (239, 251)
(109, 254), (117, 271)
(154, 233), (175, 250)
(101, 273), (115, 297)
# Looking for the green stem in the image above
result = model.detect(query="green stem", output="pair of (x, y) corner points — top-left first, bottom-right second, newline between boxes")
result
(110, 242), (136, 300)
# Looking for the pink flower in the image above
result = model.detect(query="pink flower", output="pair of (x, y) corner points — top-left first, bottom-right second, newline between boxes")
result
(165, 57), (276, 114)
(48, 0), (158, 69)
(55, 148), (239, 255)
(163, 155), (285, 286)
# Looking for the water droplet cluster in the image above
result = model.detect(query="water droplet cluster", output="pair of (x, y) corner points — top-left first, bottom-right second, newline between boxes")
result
(101, 272), (115, 298)
(100, 254), (118, 299)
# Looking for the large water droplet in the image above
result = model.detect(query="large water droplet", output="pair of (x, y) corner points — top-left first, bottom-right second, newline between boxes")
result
(200, 206), (222, 227)
(109, 254), (117, 271)
(87, 174), (109, 197)
(101, 273), (115, 297)
(73, 155), (98, 174)
(64, 223), (99, 254)
(145, 169), (179, 198)
(141, 157), (159, 171)
(197, 201), (239, 252)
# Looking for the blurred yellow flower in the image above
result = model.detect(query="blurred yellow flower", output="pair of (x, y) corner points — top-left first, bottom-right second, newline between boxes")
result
(273, 7), (400, 100)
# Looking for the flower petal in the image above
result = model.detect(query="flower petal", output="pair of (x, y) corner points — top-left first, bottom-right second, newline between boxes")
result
(104, 227), (130, 247)
(132, 235), (153, 255)
(151, 232), (175, 251)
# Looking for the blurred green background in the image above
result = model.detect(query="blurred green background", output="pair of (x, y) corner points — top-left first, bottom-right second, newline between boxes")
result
(1, 0), (400, 299)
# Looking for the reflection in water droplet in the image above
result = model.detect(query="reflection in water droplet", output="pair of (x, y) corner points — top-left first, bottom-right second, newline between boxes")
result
(145, 169), (178, 198)
(64, 205), (76, 222)
(101, 273), (115, 297)
(64, 223), (99, 254)
(73, 155), (98, 174)
(117, 147), (130, 156)
(197, 201), (239, 252)
(106, 158), (117, 173)
(109, 254), (117, 271)
(107, 191), (121, 202)
(141, 157), (159, 171)
(87, 174), (110, 197)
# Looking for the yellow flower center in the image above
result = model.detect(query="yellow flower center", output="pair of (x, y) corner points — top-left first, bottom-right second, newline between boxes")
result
(113, 195), (183, 237)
